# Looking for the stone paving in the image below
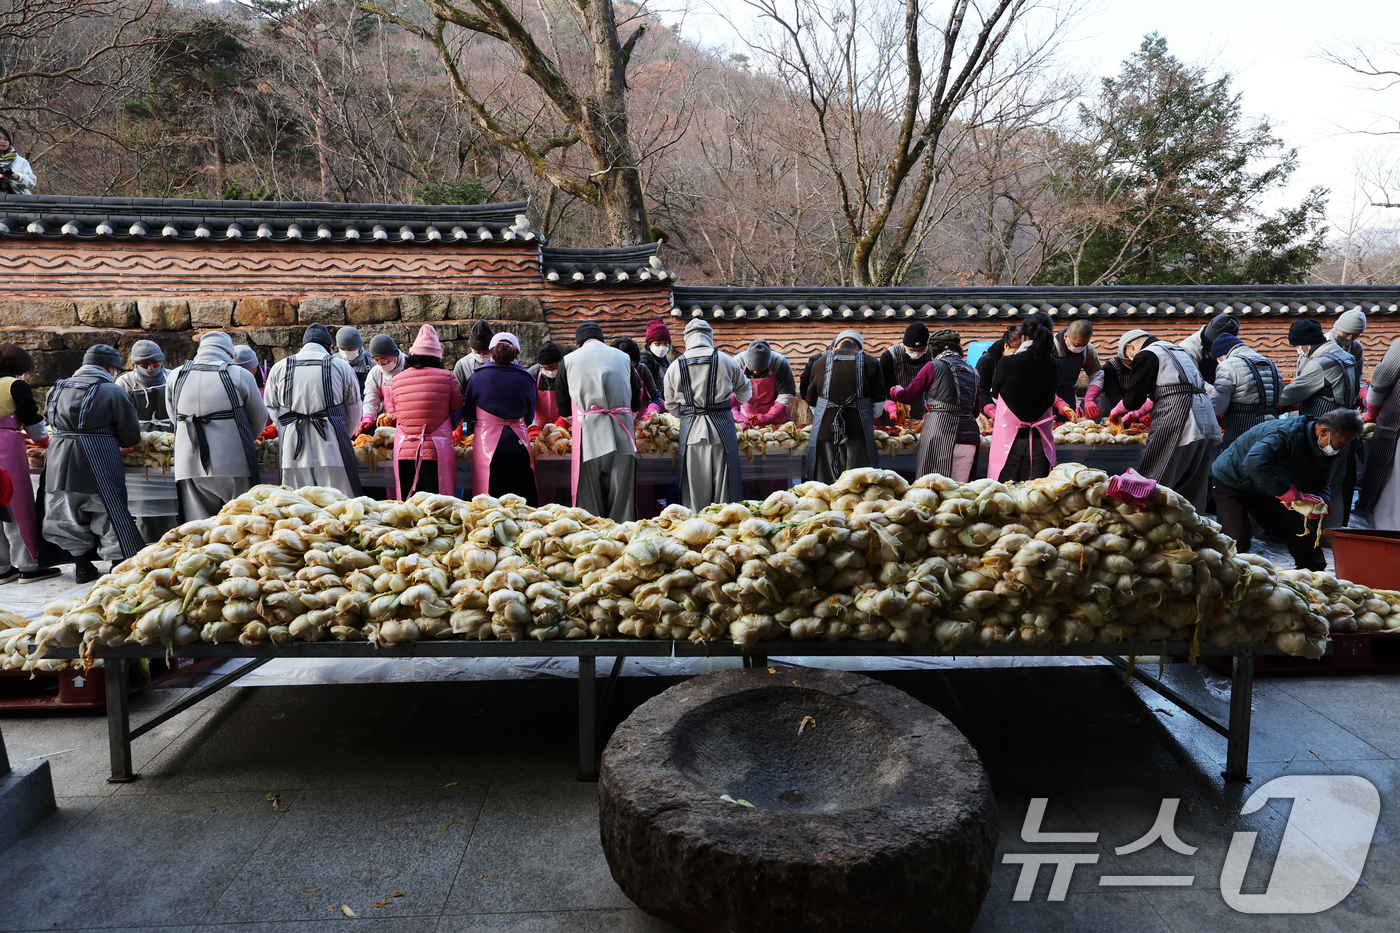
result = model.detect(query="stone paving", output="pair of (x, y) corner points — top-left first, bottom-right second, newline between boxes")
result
(3, 651), (1398, 932)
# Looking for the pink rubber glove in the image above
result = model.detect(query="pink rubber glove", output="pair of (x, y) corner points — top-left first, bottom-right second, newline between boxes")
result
(1082, 385), (1102, 421)
(1279, 486), (1302, 508)
(1365, 403), (1381, 424)
(763, 401), (789, 425)
(1054, 398), (1075, 421)
(1109, 401), (1128, 424)
(983, 404), (996, 420)
(883, 400), (899, 421)
(358, 417), (374, 435)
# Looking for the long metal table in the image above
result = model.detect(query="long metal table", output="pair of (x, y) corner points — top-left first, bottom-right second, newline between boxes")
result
(33, 638), (1282, 785)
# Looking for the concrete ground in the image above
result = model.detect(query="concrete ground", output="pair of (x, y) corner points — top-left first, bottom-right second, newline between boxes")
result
(2, 653), (1398, 932)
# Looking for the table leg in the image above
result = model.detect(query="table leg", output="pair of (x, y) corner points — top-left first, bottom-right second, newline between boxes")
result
(577, 655), (597, 782)
(106, 659), (135, 783)
(1223, 649), (1255, 783)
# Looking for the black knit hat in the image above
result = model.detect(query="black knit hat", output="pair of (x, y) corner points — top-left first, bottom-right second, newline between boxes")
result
(536, 341), (563, 364)
(1288, 319), (1326, 347)
(903, 322), (929, 348)
(575, 322), (605, 344)
(302, 322), (333, 347)
(468, 320), (494, 353)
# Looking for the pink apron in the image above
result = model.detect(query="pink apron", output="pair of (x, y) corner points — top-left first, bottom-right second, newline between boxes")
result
(0, 412), (38, 561)
(534, 373), (559, 428)
(393, 419), (456, 499)
(474, 409), (533, 498)
(986, 397), (1057, 482)
(737, 373), (786, 426)
(571, 407), (636, 506)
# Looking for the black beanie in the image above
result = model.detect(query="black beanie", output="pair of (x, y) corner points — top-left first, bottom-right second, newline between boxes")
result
(537, 341), (563, 365)
(575, 322), (605, 344)
(468, 320), (494, 353)
(1202, 312), (1239, 345)
(1288, 319), (1326, 347)
(302, 322), (333, 347)
(903, 322), (929, 348)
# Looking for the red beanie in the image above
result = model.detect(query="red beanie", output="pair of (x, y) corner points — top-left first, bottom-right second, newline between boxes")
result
(646, 319), (671, 345)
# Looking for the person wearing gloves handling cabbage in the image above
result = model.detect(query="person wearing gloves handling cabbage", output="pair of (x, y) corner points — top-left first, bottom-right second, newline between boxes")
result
(733, 339), (796, 427)
(664, 319), (751, 511)
(556, 322), (643, 521)
(264, 323), (363, 497)
(1278, 322), (1361, 530)
(115, 340), (172, 432)
(1115, 330), (1220, 512)
(803, 330), (884, 484)
(166, 332), (268, 520)
(360, 334), (406, 432)
(889, 329), (980, 481)
(1211, 409), (1362, 570)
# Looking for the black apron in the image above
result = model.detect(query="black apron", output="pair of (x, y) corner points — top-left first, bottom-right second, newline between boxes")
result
(888, 345), (929, 420)
(1055, 334), (1087, 408)
(804, 348), (879, 482)
(276, 357), (363, 496)
(676, 350), (743, 505)
(173, 362), (262, 480)
(917, 357), (969, 478)
(48, 379), (146, 559)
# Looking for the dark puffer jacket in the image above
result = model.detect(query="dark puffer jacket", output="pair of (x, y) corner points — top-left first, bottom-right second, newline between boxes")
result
(1211, 416), (1334, 501)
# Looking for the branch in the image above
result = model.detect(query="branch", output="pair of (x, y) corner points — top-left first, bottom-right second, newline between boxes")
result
(620, 23), (647, 68)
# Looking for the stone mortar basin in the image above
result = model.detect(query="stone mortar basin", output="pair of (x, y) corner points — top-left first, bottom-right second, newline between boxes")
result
(599, 667), (999, 933)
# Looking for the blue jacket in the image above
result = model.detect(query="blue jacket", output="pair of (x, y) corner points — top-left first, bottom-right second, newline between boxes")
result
(1211, 416), (1333, 501)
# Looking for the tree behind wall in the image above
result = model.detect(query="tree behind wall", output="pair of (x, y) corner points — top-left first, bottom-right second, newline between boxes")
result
(1037, 34), (1329, 286)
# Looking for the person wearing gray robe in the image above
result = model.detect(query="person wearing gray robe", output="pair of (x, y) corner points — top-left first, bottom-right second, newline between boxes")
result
(452, 321), (495, 399)
(166, 332), (269, 520)
(1119, 334), (1221, 513)
(264, 323), (363, 495)
(1210, 334), (1281, 447)
(115, 340), (172, 431)
(1361, 337), (1400, 528)
(556, 322), (642, 522)
(663, 319), (751, 511)
(1279, 337), (1361, 529)
(42, 344), (144, 581)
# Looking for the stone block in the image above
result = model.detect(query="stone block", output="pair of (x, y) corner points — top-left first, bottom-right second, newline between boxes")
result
(138, 298), (191, 332)
(188, 298), (235, 329)
(0, 759), (56, 853)
(60, 329), (125, 352)
(447, 295), (476, 320)
(398, 294), (450, 323)
(0, 299), (78, 328)
(30, 349), (86, 386)
(76, 299), (138, 329)
(484, 321), (550, 365)
(123, 332), (195, 367)
(234, 297), (297, 327)
(244, 326), (294, 347)
(0, 327), (64, 351)
(344, 297), (399, 325)
(298, 298), (346, 326)
(475, 295), (502, 319)
(432, 322), (458, 342)
(499, 296), (545, 322)
(356, 323), (411, 348)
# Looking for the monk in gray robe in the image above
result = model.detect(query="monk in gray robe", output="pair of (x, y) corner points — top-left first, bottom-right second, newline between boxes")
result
(663, 319), (750, 511)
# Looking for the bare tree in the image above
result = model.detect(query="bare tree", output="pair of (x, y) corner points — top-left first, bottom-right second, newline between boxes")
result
(1318, 39), (1400, 208)
(728, 0), (1081, 285)
(357, 0), (658, 245)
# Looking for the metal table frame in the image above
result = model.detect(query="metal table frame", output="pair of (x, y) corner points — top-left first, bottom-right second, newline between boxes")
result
(34, 639), (1280, 784)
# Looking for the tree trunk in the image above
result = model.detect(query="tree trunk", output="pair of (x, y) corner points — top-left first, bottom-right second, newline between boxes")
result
(313, 79), (334, 203)
(583, 0), (651, 245)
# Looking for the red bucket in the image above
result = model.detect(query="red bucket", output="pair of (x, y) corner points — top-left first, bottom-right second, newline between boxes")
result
(1328, 529), (1400, 591)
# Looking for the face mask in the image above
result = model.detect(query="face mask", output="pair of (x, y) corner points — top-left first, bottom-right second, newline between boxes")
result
(905, 346), (926, 359)
(1321, 439), (1341, 456)
(540, 366), (558, 378)
(649, 344), (669, 357)
(339, 349), (360, 361)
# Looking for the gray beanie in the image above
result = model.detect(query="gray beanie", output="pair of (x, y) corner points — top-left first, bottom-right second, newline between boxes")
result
(368, 334), (399, 356)
(1118, 329), (1150, 358)
(84, 344), (123, 369)
(336, 326), (364, 351)
(835, 329), (863, 348)
(130, 339), (164, 364)
(1201, 313), (1239, 345)
(232, 345), (258, 372)
(745, 339), (772, 373)
(303, 322), (333, 347)
(1336, 309), (1368, 334)
(198, 331), (235, 356)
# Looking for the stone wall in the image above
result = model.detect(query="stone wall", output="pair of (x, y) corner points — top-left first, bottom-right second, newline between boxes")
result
(0, 292), (552, 408)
